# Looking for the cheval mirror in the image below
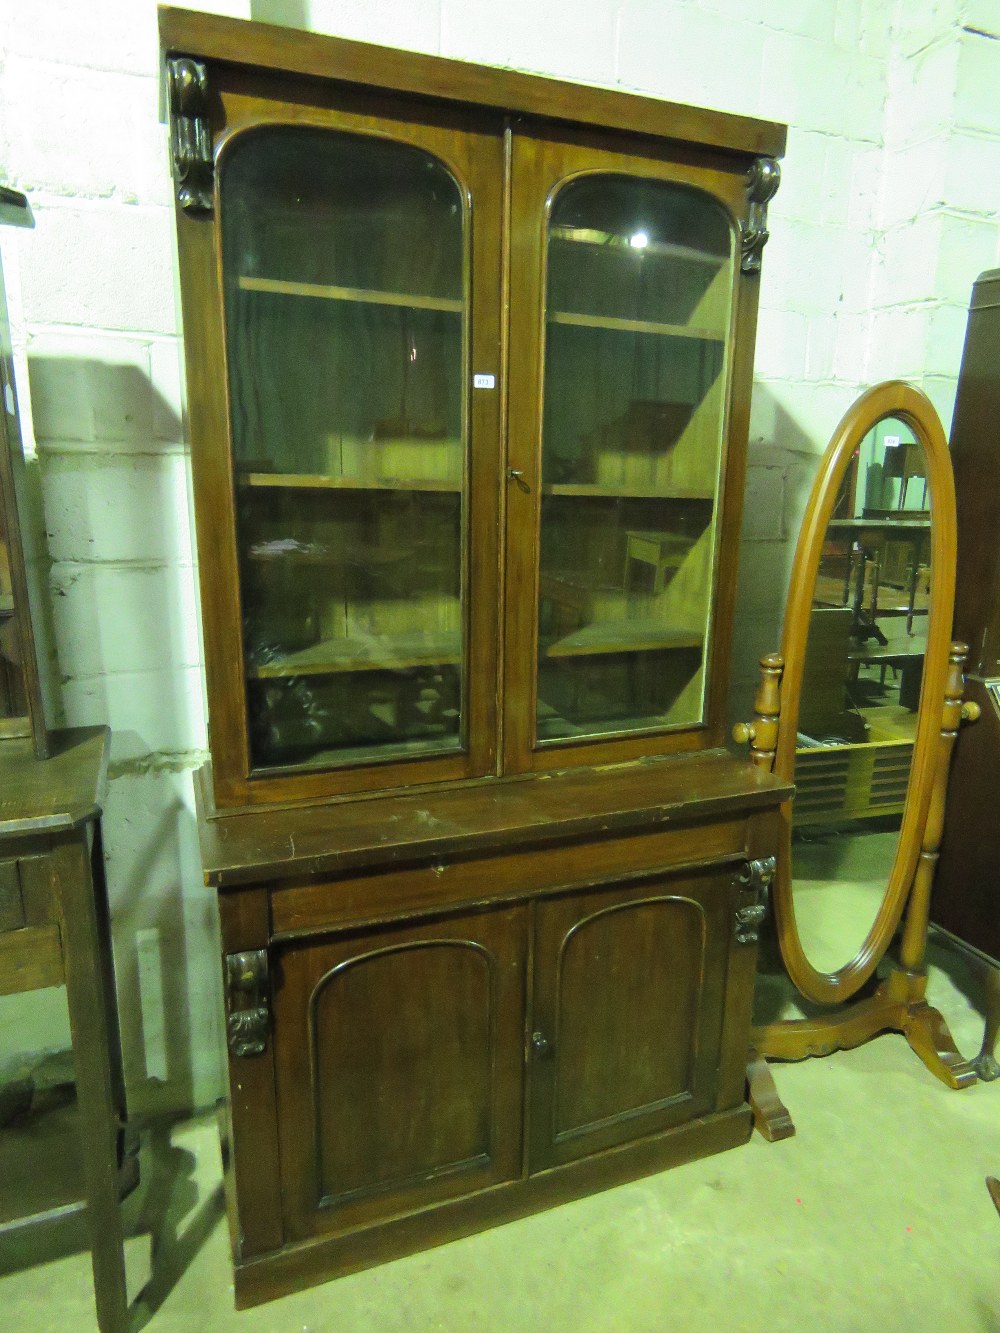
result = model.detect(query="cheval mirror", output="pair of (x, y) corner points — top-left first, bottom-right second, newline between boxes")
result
(736, 381), (980, 1140)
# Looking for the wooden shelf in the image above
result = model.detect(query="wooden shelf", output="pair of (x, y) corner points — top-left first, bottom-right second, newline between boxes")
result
(827, 517), (930, 534)
(238, 275), (463, 313)
(238, 472), (462, 494)
(251, 631), (462, 679)
(544, 620), (703, 659)
(537, 711), (693, 741)
(549, 226), (726, 269)
(257, 733), (462, 775)
(542, 483), (714, 501)
(549, 310), (725, 340)
(246, 546), (340, 566)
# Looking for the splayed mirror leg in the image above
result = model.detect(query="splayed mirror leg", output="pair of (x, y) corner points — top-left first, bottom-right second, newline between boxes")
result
(747, 1049), (795, 1140)
(901, 1000), (978, 1089)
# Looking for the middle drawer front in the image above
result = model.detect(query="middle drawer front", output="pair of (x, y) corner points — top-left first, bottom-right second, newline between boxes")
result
(270, 815), (749, 939)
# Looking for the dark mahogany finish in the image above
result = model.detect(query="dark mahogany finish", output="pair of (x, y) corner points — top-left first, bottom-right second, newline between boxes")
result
(164, 6), (789, 1305)
(935, 271), (1000, 961)
(197, 754), (789, 1305)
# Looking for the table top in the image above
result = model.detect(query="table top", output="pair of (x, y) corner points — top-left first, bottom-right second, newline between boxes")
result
(848, 626), (927, 665)
(0, 727), (109, 835)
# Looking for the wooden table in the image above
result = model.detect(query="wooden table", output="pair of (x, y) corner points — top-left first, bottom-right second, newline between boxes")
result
(0, 726), (132, 1333)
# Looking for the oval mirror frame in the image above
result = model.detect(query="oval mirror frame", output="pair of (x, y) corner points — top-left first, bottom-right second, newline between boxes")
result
(771, 381), (956, 1005)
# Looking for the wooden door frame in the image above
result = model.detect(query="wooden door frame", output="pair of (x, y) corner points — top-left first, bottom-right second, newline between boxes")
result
(173, 74), (506, 808)
(501, 125), (765, 775)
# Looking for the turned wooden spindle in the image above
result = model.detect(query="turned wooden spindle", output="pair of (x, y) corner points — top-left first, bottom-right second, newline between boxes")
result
(732, 653), (783, 772)
(900, 642), (980, 972)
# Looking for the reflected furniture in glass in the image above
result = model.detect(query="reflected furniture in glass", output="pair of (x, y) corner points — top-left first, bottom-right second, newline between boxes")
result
(794, 419), (933, 830)
(162, 7), (790, 1305)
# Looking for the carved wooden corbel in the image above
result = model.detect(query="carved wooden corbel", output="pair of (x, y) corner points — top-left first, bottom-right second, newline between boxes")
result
(225, 949), (270, 1057)
(734, 856), (776, 944)
(741, 156), (781, 274)
(166, 56), (214, 213)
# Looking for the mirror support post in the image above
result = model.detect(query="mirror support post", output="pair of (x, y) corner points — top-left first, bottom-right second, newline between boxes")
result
(900, 642), (979, 972)
(733, 653), (784, 771)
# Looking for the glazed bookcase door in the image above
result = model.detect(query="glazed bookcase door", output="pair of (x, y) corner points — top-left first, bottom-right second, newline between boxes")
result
(503, 133), (753, 773)
(178, 87), (504, 805)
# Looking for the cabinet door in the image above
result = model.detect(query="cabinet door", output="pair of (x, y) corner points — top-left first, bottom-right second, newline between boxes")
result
(504, 133), (757, 773)
(273, 905), (525, 1242)
(529, 872), (731, 1170)
(177, 85), (504, 805)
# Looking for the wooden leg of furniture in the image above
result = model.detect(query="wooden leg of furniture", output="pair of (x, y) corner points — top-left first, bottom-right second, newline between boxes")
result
(746, 1050), (795, 1141)
(57, 833), (130, 1333)
(900, 1000), (978, 1089)
(987, 1177), (1000, 1218)
(753, 968), (977, 1091)
(973, 964), (1000, 1082)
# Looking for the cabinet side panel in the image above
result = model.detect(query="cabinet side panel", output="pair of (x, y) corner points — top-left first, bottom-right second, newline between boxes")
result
(934, 677), (1000, 957)
(218, 887), (284, 1256)
(950, 274), (1000, 676)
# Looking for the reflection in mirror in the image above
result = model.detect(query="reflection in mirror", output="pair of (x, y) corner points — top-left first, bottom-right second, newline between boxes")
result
(791, 416), (931, 973)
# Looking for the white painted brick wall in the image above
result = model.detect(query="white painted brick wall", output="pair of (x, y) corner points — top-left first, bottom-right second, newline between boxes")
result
(1, 0), (998, 1110)
(310, 0), (442, 57)
(442, 0), (619, 86)
(954, 27), (1000, 134)
(616, 5), (767, 115)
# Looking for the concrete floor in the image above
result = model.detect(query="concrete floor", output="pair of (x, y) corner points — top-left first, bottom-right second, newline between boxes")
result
(2, 927), (998, 1332)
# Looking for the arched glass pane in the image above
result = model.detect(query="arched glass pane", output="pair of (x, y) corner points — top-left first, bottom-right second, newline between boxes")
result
(536, 176), (734, 744)
(220, 128), (466, 772)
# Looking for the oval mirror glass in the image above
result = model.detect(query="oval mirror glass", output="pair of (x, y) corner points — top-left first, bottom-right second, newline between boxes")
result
(791, 415), (930, 973)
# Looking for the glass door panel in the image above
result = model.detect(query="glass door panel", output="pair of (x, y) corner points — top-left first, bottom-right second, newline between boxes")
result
(220, 127), (467, 772)
(537, 176), (734, 743)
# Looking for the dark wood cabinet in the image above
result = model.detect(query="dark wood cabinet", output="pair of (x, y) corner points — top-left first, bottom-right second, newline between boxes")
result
(934, 269), (1000, 959)
(198, 758), (789, 1305)
(161, 5), (791, 1305)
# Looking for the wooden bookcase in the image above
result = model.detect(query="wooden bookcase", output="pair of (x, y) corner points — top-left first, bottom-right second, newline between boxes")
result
(161, 6), (791, 1305)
